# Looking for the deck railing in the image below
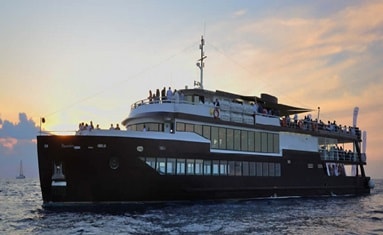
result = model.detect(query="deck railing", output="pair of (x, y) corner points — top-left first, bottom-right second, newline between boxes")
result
(319, 149), (366, 163)
(131, 97), (360, 139)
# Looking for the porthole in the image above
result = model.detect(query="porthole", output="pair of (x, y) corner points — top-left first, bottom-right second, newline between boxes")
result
(137, 146), (144, 152)
(109, 157), (119, 170)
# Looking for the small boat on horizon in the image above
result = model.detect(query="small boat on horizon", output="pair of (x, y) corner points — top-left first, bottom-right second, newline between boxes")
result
(16, 160), (26, 179)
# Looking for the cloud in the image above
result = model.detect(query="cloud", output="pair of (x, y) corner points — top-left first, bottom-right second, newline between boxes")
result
(0, 113), (39, 178)
(0, 112), (39, 158)
(205, 1), (383, 178)
(0, 137), (18, 151)
(209, 1), (383, 103)
(0, 113), (38, 140)
(232, 9), (247, 18)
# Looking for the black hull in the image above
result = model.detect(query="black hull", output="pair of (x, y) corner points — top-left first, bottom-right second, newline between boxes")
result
(37, 135), (371, 205)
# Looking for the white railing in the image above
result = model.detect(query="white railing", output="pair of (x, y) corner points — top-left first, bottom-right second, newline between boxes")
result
(319, 149), (366, 163)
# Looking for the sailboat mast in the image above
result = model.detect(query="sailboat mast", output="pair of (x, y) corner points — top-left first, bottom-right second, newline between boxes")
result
(20, 160), (23, 175)
(16, 160), (25, 179)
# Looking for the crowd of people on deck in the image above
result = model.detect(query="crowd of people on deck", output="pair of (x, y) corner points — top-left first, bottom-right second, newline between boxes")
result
(78, 121), (98, 131)
(327, 163), (346, 176)
(78, 121), (121, 131)
(147, 86), (183, 104)
(77, 86), (358, 138)
(252, 102), (280, 117)
(281, 113), (358, 136)
(320, 145), (355, 161)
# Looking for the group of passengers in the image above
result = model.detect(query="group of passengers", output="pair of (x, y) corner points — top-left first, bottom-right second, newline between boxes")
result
(327, 163), (346, 176)
(282, 114), (357, 136)
(316, 119), (357, 135)
(109, 123), (121, 130)
(320, 120), (355, 134)
(78, 121), (99, 131)
(78, 121), (122, 131)
(282, 114), (311, 129)
(252, 102), (279, 116)
(148, 87), (183, 104)
(329, 145), (356, 161)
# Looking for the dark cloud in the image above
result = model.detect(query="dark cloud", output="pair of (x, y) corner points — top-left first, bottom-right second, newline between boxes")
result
(0, 113), (39, 139)
(0, 113), (39, 178)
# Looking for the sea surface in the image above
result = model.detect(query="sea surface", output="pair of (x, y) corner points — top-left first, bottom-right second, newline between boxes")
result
(1, 178), (382, 235)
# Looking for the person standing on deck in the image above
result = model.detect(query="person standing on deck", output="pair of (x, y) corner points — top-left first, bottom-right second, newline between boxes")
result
(167, 87), (173, 101)
(161, 87), (166, 103)
(253, 102), (259, 125)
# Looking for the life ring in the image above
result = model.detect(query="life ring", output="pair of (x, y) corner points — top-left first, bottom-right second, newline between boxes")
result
(213, 108), (220, 119)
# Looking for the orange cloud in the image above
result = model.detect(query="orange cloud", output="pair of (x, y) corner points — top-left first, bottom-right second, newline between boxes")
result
(0, 137), (18, 151)
(221, 1), (383, 88)
(206, 1), (383, 178)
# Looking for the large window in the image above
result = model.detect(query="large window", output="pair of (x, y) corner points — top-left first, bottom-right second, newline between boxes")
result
(234, 130), (241, 151)
(156, 158), (166, 175)
(185, 123), (194, 132)
(176, 123), (185, 132)
(268, 162), (275, 176)
(220, 160), (228, 175)
(175, 122), (280, 154)
(226, 129), (234, 150)
(176, 159), (185, 175)
(235, 161), (242, 176)
(274, 134), (280, 153)
(256, 162), (263, 176)
(241, 130), (248, 151)
(203, 125), (211, 140)
(129, 123), (162, 132)
(255, 132), (261, 152)
(167, 158), (176, 175)
(204, 160), (211, 175)
(195, 160), (203, 175)
(213, 160), (220, 175)
(219, 127), (226, 149)
(261, 132), (268, 152)
(211, 126), (219, 149)
(187, 159), (195, 175)
(248, 131), (255, 152)
(195, 125), (203, 136)
(249, 162), (256, 176)
(243, 161), (249, 176)
(141, 157), (282, 177)
(228, 161), (235, 176)
(267, 134), (274, 153)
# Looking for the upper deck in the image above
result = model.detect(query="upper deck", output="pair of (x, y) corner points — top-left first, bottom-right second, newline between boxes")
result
(123, 88), (361, 144)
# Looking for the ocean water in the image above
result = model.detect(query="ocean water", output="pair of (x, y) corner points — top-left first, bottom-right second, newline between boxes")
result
(1, 178), (382, 235)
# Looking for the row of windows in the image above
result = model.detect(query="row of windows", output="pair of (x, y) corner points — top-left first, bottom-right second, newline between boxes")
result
(128, 123), (163, 132)
(127, 122), (280, 154)
(176, 122), (279, 153)
(140, 157), (281, 177)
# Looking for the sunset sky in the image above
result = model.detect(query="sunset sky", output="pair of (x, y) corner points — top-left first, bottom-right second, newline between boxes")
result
(0, 0), (382, 179)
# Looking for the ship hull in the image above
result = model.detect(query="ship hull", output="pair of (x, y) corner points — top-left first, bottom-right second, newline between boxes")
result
(37, 135), (370, 206)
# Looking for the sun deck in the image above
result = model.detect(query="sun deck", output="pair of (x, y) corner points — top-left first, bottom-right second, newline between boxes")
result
(126, 88), (361, 143)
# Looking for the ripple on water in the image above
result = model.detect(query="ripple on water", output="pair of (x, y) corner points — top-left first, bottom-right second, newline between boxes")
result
(1, 178), (383, 234)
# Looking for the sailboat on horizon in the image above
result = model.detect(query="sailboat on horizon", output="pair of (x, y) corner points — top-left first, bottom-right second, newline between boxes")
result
(16, 160), (26, 179)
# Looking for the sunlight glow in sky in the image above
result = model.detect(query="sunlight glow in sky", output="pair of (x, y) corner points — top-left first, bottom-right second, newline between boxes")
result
(0, 0), (382, 178)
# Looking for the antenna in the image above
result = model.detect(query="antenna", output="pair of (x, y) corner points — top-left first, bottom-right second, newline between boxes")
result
(353, 107), (359, 127)
(196, 35), (207, 89)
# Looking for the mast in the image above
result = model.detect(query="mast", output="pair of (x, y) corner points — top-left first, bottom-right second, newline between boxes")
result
(20, 160), (24, 176)
(196, 35), (207, 89)
(16, 160), (25, 179)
